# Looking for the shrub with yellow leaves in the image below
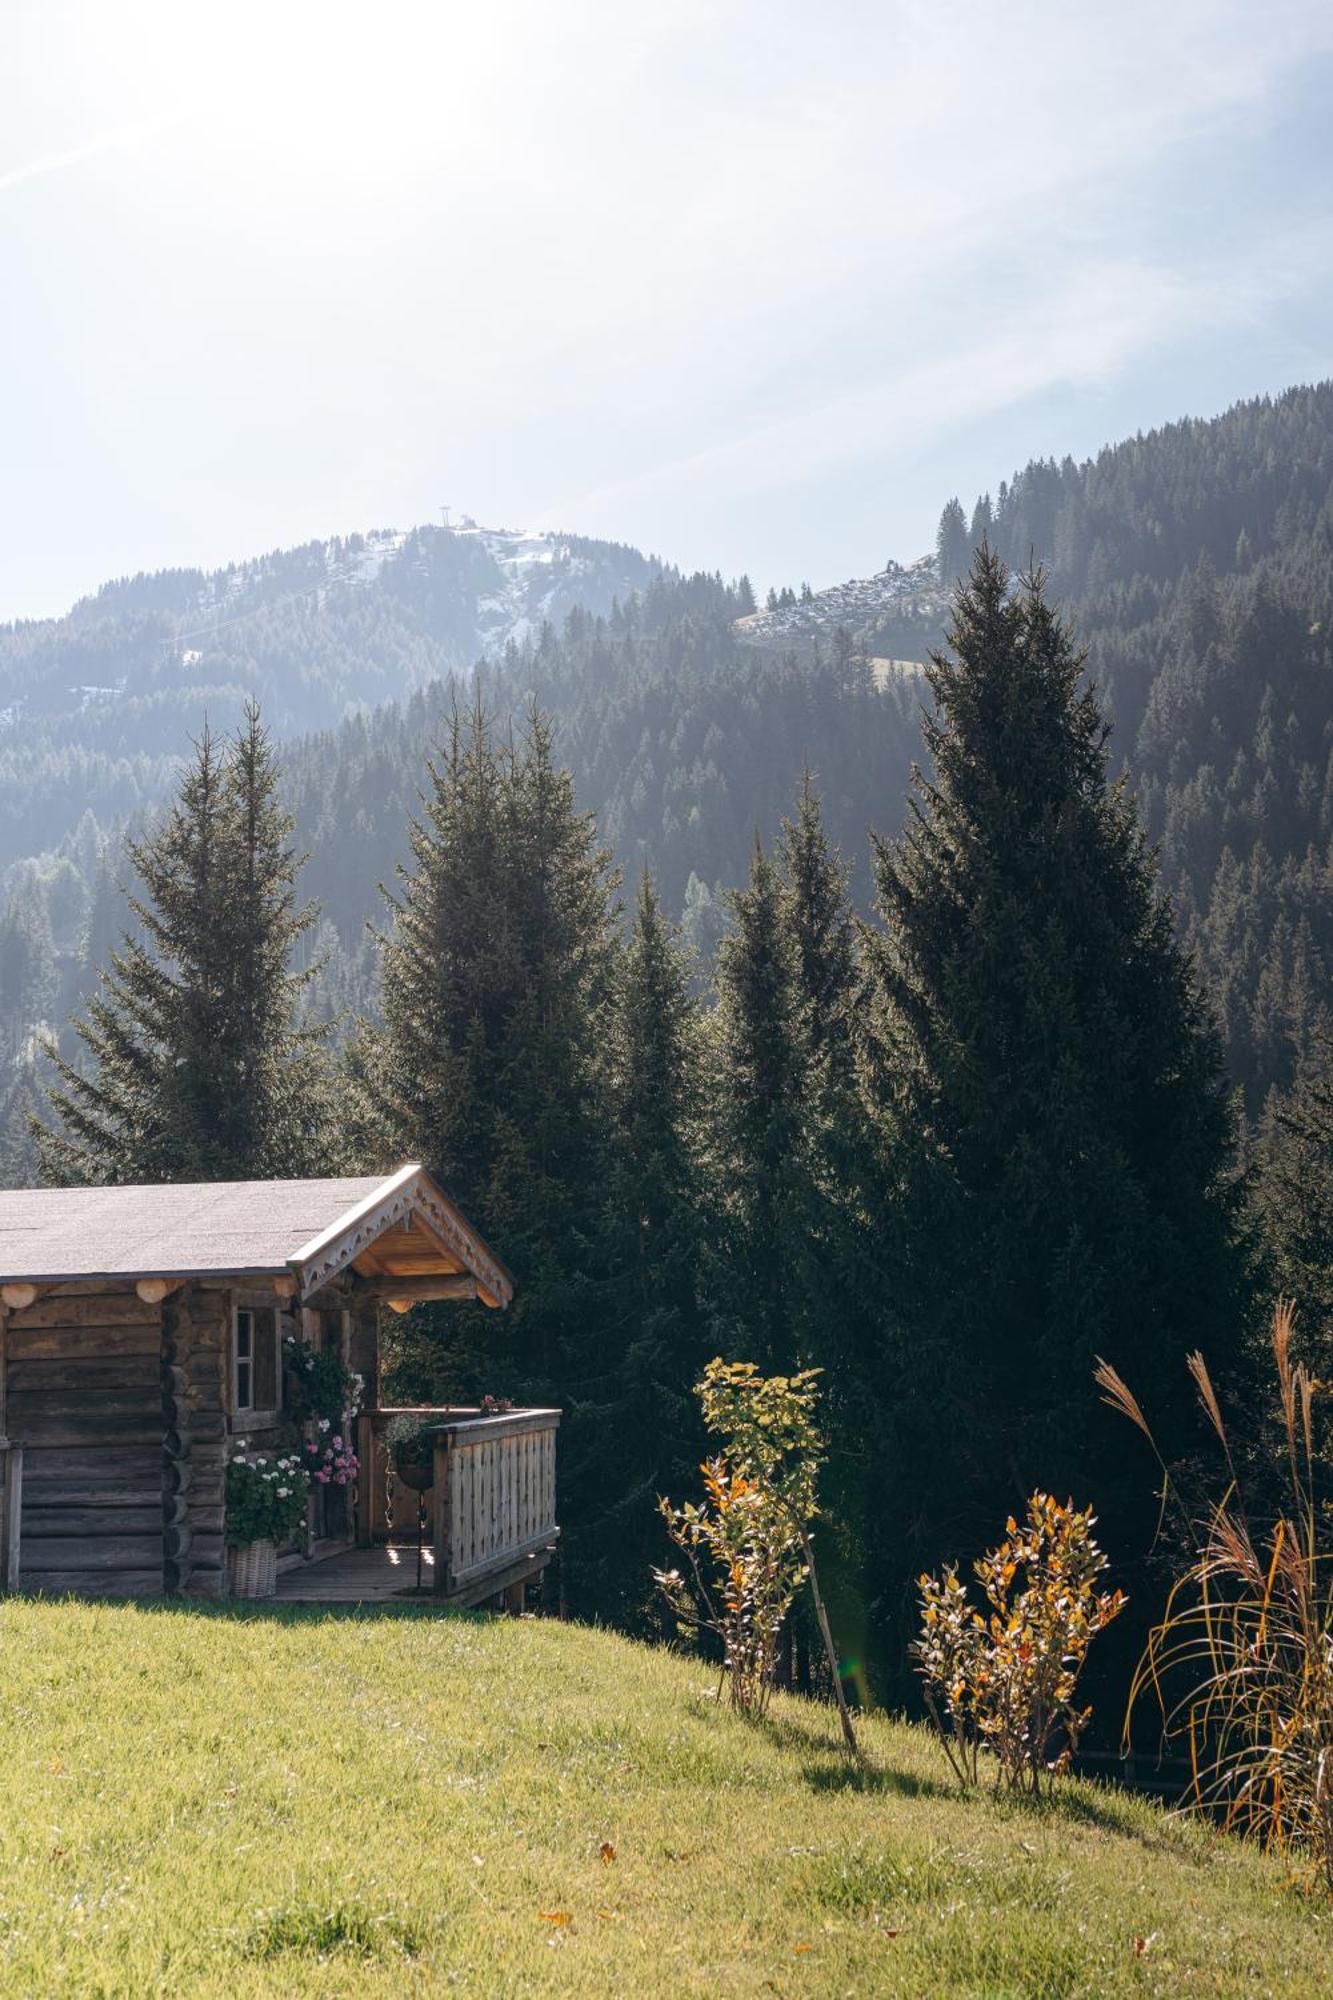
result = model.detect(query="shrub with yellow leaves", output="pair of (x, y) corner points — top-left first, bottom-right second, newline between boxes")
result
(913, 1493), (1125, 1795)
(655, 1361), (858, 1752)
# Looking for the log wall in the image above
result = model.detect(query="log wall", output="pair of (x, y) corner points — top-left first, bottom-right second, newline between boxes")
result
(161, 1285), (229, 1599)
(7, 1288), (166, 1597)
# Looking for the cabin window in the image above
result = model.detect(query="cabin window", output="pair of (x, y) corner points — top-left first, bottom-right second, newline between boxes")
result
(233, 1304), (279, 1413)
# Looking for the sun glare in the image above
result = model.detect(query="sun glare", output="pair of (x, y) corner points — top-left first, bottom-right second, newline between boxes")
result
(74, 1), (512, 204)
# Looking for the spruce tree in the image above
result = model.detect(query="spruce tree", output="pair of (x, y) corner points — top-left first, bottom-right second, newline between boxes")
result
(864, 549), (1253, 1655)
(779, 773), (859, 1095)
(37, 705), (330, 1185)
(776, 776), (875, 1369)
(584, 872), (707, 1622)
(776, 779), (881, 1675)
(377, 699), (623, 1607)
(708, 838), (810, 1372)
(936, 497), (971, 587)
(1258, 1020), (1333, 1361)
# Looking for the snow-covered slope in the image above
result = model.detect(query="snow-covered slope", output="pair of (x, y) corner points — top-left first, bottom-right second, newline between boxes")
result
(149, 520), (650, 666)
(735, 553), (943, 648)
(0, 520), (660, 747)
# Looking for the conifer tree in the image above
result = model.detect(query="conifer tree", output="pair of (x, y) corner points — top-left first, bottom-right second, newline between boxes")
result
(864, 549), (1253, 1648)
(775, 779), (880, 1673)
(36, 705), (330, 1185)
(0, 1063), (43, 1189)
(936, 497), (971, 587)
(1258, 1020), (1333, 1359)
(776, 776), (877, 1377)
(708, 838), (810, 1372)
(583, 872), (707, 1621)
(377, 699), (623, 1606)
(780, 773), (859, 1094)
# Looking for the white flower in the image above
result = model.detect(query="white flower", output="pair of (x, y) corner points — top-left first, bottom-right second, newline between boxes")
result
(277, 1487), (290, 1498)
(318, 1418), (330, 1433)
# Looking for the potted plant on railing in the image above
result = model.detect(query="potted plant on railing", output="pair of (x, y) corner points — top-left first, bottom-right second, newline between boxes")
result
(382, 1414), (444, 1592)
(225, 1448), (311, 1599)
(383, 1413), (439, 1491)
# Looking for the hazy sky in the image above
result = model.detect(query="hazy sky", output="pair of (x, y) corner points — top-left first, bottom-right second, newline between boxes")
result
(4, 0), (1333, 619)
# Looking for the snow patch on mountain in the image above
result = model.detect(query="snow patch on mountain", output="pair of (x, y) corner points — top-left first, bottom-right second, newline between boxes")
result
(736, 553), (943, 647)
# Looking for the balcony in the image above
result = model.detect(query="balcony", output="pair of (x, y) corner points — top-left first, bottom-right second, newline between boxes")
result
(275, 1405), (561, 1610)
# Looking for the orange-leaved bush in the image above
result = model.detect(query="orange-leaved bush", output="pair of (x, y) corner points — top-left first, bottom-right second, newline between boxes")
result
(912, 1492), (1125, 1794)
(655, 1361), (858, 1751)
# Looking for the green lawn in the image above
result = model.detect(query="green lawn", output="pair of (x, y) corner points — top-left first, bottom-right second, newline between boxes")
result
(0, 1600), (1328, 1997)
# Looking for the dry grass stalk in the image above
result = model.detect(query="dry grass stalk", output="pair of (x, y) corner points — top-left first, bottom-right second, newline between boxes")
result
(1104, 1303), (1333, 1896)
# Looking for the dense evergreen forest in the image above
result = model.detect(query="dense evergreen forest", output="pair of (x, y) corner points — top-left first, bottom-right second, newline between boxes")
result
(4, 377), (1333, 1182)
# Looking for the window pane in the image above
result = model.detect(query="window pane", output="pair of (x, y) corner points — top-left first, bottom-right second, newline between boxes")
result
(253, 1307), (278, 1409)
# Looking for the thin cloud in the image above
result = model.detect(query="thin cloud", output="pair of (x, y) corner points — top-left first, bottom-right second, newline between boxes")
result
(0, 114), (176, 196)
(541, 220), (1333, 539)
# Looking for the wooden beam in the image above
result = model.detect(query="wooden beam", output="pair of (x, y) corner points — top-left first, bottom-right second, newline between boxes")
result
(1, 1284), (46, 1311)
(134, 1277), (186, 1306)
(273, 1275), (298, 1302)
(362, 1275), (479, 1307)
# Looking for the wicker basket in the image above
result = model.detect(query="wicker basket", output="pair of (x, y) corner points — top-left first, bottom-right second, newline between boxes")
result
(227, 1536), (278, 1599)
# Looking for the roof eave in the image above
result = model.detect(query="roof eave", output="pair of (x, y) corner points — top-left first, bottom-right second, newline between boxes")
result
(289, 1164), (514, 1308)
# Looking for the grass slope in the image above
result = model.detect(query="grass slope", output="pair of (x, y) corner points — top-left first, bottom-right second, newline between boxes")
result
(0, 1600), (1327, 1998)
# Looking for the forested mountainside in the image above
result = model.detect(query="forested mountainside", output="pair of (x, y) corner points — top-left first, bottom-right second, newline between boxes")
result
(3, 380), (1333, 1181)
(283, 577), (918, 957)
(948, 383), (1333, 1108)
(0, 522), (658, 869)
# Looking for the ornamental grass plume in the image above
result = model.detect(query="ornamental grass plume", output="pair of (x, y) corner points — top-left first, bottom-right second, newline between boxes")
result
(1096, 1301), (1333, 1896)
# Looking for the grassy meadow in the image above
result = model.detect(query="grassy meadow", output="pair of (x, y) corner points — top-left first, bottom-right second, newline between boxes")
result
(0, 1598), (1328, 1998)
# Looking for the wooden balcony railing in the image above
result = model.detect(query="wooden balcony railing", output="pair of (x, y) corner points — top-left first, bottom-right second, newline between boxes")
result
(431, 1408), (560, 1600)
(354, 1405), (560, 1606)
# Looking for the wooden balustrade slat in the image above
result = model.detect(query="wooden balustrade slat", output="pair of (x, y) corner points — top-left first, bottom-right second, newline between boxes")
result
(421, 1408), (561, 1595)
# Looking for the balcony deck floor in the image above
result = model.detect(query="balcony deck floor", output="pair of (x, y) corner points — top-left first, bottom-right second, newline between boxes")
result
(274, 1542), (436, 1604)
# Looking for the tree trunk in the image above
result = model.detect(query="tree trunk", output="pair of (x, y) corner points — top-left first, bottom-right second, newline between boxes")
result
(798, 1523), (859, 1758)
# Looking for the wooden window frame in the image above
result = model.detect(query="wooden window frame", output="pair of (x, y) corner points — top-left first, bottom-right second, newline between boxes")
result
(230, 1296), (283, 1421)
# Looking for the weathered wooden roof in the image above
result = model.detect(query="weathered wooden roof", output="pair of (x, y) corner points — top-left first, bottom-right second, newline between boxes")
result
(0, 1165), (514, 1307)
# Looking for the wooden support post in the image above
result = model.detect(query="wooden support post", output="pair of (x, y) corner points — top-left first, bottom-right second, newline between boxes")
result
(1, 1443), (22, 1592)
(432, 1430), (452, 1595)
(504, 1580), (526, 1614)
(354, 1412), (373, 1547)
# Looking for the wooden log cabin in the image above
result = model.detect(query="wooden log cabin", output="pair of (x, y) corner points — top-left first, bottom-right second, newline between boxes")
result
(0, 1164), (560, 1605)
